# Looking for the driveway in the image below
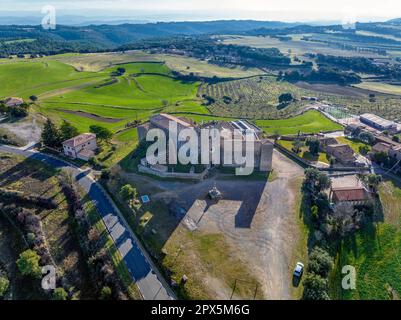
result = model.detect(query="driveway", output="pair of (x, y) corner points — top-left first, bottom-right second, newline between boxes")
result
(0, 144), (174, 300)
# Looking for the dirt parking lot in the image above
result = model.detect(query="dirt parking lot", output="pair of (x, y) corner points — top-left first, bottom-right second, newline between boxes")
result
(132, 150), (305, 299)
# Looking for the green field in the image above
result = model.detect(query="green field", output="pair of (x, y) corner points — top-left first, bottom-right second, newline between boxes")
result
(0, 60), (107, 99)
(255, 110), (343, 135)
(330, 180), (401, 300)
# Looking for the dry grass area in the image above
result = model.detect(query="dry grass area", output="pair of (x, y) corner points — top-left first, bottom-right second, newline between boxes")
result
(0, 152), (95, 299)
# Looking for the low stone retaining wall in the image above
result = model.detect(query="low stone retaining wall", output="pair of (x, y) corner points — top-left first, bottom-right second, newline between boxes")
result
(138, 165), (209, 181)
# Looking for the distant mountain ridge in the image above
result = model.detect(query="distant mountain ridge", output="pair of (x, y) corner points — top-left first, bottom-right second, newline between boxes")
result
(0, 20), (300, 47)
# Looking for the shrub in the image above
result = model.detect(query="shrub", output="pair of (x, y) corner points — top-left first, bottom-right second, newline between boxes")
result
(119, 184), (137, 201)
(307, 247), (333, 277)
(100, 286), (112, 300)
(302, 274), (330, 300)
(16, 249), (41, 278)
(0, 276), (9, 297)
(53, 287), (68, 300)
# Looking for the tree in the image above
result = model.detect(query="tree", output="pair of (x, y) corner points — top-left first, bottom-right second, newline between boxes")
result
(279, 92), (294, 104)
(392, 135), (400, 143)
(365, 174), (382, 192)
(292, 139), (304, 154)
(41, 118), (62, 148)
(29, 95), (38, 102)
(302, 274), (330, 300)
(358, 132), (375, 145)
(373, 152), (390, 166)
(307, 247), (333, 277)
(53, 287), (68, 300)
(89, 125), (112, 143)
(0, 276), (9, 297)
(303, 168), (331, 194)
(100, 286), (112, 300)
(119, 184), (137, 201)
(359, 145), (370, 155)
(305, 137), (320, 156)
(100, 169), (111, 180)
(9, 106), (28, 118)
(60, 120), (79, 141)
(16, 249), (41, 278)
(311, 205), (319, 221)
(117, 67), (126, 75)
(0, 102), (7, 114)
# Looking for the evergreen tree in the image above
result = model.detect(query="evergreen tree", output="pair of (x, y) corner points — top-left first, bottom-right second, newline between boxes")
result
(60, 120), (79, 141)
(41, 118), (62, 148)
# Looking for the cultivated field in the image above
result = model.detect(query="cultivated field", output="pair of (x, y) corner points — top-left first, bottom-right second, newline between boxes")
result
(204, 76), (312, 119)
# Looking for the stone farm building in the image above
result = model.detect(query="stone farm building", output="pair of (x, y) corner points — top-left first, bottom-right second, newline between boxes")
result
(62, 133), (97, 161)
(329, 175), (372, 207)
(4, 97), (24, 107)
(137, 113), (273, 172)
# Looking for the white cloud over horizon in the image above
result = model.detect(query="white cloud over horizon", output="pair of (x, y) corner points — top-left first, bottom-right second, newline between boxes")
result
(0, 0), (400, 22)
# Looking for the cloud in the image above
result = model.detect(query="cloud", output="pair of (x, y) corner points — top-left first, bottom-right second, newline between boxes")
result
(0, 0), (400, 21)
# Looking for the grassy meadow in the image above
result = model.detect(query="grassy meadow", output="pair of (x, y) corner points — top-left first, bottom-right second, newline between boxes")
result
(255, 110), (343, 135)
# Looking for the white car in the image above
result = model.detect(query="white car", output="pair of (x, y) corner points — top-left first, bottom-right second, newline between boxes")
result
(293, 262), (304, 278)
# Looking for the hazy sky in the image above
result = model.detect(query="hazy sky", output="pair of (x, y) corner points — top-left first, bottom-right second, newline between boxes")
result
(1, 0), (401, 22)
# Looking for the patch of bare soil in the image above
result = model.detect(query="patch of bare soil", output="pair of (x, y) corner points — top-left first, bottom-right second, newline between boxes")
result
(59, 109), (123, 123)
(0, 115), (42, 145)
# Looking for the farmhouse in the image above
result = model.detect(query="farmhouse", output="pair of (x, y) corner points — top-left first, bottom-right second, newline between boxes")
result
(4, 97), (24, 107)
(329, 175), (372, 207)
(389, 145), (401, 162)
(325, 144), (357, 166)
(371, 142), (392, 155)
(62, 133), (97, 161)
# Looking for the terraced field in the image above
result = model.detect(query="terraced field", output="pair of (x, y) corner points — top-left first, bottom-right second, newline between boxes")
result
(35, 62), (202, 132)
(204, 76), (312, 119)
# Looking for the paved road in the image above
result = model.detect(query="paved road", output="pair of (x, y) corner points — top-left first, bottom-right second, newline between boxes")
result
(0, 144), (174, 300)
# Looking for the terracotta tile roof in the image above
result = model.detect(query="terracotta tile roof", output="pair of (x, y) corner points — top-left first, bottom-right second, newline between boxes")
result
(62, 133), (96, 148)
(150, 113), (193, 131)
(332, 188), (369, 202)
(4, 97), (24, 106)
(77, 149), (95, 158)
(372, 142), (391, 154)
